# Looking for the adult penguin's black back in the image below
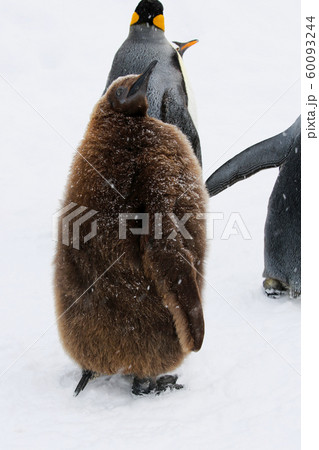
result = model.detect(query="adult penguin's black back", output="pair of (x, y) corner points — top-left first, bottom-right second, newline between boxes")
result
(103, 0), (202, 165)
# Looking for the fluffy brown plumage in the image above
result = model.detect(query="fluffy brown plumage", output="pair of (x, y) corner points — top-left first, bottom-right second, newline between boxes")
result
(54, 66), (208, 383)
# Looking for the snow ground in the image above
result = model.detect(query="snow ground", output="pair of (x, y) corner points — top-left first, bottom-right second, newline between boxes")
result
(0, 0), (300, 449)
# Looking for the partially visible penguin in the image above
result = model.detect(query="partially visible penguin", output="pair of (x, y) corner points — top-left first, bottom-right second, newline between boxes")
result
(55, 61), (208, 396)
(103, 0), (202, 165)
(206, 116), (301, 298)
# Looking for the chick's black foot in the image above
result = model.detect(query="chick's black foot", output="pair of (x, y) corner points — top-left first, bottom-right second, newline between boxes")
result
(132, 377), (157, 395)
(74, 369), (96, 397)
(156, 374), (183, 393)
(132, 374), (183, 396)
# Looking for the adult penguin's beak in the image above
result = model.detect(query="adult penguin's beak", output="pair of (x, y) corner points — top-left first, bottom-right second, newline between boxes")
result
(173, 39), (199, 57)
(127, 60), (158, 98)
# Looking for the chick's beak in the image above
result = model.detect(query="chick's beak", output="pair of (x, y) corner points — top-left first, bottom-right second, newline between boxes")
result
(127, 60), (158, 98)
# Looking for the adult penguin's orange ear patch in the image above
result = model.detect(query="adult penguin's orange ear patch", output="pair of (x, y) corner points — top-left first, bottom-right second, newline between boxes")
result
(130, 12), (139, 26)
(153, 14), (165, 31)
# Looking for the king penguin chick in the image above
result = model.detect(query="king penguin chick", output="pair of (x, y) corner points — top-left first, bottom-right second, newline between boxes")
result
(206, 116), (301, 298)
(55, 61), (208, 396)
(103, 0), (202, 165)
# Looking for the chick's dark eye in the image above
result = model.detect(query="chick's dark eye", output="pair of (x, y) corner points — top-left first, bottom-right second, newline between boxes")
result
(116, 87), (124, 98)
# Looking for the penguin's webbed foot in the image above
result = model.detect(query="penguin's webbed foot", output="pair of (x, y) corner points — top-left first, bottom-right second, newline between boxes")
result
(263, 278), (289, 298)
(74, 369), (96, 397)
(132, 376), (157, 395)
(155, 374), (183, 393)
(132, 374), (183, 396)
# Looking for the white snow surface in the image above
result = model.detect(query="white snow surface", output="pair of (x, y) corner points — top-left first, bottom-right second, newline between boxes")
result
(0, 1), (300, 449)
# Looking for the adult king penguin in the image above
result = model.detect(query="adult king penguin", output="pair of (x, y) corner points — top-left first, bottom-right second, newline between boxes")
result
(103, 0), (202, 165)
(55, 62), (208, 396)
(206, 116), (301, 298)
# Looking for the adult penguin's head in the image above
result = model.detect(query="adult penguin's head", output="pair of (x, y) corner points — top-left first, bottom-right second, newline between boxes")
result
(130, 0), (165, 32)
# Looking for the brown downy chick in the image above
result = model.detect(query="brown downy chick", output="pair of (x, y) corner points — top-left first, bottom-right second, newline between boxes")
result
(54, 61), (208, 396)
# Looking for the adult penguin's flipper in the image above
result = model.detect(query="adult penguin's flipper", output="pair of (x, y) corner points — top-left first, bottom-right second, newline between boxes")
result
(161, 89), (202, 166)
(206, 116), (301, 197)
